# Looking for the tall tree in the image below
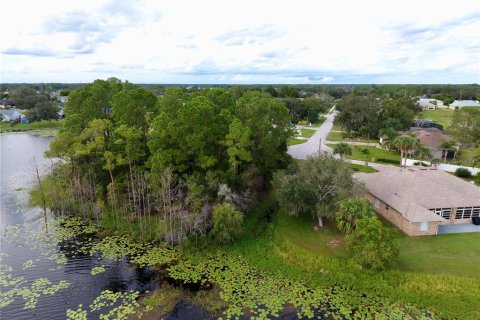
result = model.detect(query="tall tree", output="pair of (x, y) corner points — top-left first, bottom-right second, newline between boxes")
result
(393, 135), (419, 168)
(274, 154), (355, 227)
(224, 118), (252, 176)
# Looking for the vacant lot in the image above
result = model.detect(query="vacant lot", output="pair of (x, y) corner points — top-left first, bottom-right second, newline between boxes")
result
(418, 108), (454, 128)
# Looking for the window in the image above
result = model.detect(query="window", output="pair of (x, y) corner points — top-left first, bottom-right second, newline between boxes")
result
(455, 207), (480, 219)
(374, 199), (380, 209)
(429, 208), (452, 220)
(420, 221), (428, 231)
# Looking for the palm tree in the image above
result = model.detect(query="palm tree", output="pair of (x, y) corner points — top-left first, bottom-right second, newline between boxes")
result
(336, 198), (372, 234)
(393, 135), (419, 168)
(379, 127), (399, 152)
(414, 145), (431, 165)
(333, 143), (353, 160)
(439, 140), (457, 163)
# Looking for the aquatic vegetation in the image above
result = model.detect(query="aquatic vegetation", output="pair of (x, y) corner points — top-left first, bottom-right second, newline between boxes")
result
(14, 277), (70, 309)
(130, 245), (178, 268)
(90, 290), (140, 319)
(66, 305), (88, 320)
(22, 259), (35, 269)
(91, 265), (106, 276)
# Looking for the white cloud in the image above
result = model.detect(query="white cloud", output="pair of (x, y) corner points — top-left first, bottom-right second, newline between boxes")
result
(1, 0), (479, 83)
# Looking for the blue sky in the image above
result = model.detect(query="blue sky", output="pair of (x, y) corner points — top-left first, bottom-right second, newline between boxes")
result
(1, 0), (479, 84)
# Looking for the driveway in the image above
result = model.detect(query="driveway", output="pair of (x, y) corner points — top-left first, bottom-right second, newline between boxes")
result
(287, 111), (336, 159)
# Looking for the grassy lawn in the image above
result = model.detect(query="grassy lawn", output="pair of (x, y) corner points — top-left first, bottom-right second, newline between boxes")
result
(287, 138), (307, 146)
(231, 201), (480, 319)
(448, 146), (480, 167)
(327, 131), (343, 141)
(327, 131), (378, 143)
(418, 108), (454, 128)
(349, 163), (377, 173)
(299, 128), (316, 138)
(310, 116), (326, 128)
(0, 119), (64, 131)
(328, 144), (401, 165)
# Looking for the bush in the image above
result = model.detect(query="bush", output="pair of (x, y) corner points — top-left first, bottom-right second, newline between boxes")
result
(346, 215), (398, 270)
(210, 203), (244, 244)
(455, 167), (472, 178)
(376, 158), (399, 165)
(297, 120), (310, 126)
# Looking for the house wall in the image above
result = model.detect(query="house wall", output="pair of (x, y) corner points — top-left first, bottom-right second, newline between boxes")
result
(364, 193), (439, 236)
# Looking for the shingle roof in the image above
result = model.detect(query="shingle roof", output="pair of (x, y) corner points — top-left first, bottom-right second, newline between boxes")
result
(354, 167), (480, 222)
(0, 109), (20, 117)
(411, 129), (451, 149)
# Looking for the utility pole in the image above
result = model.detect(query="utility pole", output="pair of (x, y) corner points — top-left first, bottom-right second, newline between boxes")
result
(318, 138), (322, 155)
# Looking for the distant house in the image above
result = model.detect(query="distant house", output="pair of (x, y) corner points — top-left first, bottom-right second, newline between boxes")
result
(417, 98), (444, 110)
(449, 100), (480, 110)
(0, 109), (22, 122)
(409, 128), (459, 160)
(355, 167), (480, 236)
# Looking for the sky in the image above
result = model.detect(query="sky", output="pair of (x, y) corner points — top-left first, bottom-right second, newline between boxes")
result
(1, 0), (479, 84)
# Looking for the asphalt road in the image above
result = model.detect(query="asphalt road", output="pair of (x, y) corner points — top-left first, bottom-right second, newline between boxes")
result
(287, 112), (336, 159)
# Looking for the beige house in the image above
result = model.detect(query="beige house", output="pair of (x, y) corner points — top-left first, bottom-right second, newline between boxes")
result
(354, 167), (480, 236)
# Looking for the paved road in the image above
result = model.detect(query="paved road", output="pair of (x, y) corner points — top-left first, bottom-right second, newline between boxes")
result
(287, 112), (336, 159)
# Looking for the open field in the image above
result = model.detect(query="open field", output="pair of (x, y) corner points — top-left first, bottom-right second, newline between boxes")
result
(418, 108), (454, 128)
(287, 138), (307, 146)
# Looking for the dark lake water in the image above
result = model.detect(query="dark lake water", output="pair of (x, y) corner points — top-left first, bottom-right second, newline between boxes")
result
(0, 134), (164, 319)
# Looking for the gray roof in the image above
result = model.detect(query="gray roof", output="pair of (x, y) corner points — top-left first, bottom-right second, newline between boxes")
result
(0, 109), (20, 117)
(449, 100), (480, 107)
(354, 167), (480, 222)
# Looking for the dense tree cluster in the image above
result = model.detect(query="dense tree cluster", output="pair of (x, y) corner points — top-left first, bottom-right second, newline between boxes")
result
(335, 94), (419, 137)
(45, 78), (292, 244)
(450, 107), (480, 145)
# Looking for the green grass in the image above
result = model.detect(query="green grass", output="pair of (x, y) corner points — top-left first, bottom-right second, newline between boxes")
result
(310, 116), (326, 128)
(327, 131), (378, 143)
(299, 128), (316, 138)
(418, 108), (454, 128)
(448, 146), (480, 167)
(328, 144), (401, 165)
(332, 124), (343, 131)
(227, 199), (480, 319)
(287, 138), (307, 146)
(349, 163), (377, 173)
(326, 131), (343, 141)
(0, 119), (64, 131)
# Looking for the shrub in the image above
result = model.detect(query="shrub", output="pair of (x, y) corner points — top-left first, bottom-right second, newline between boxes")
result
(297, 120), (310, 126)
(346, 215), (398, 270)
(455, 167), (472, 178)
(210, 203), (244, 244)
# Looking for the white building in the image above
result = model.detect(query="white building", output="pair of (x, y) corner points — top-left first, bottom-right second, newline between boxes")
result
(417, 98), (444, 110)
(0, 109), (22, 122)
(449, 100), (480, 110)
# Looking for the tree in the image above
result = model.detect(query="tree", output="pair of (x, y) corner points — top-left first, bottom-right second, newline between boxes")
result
(335, 198), (372, 234)
(210, 203), (244, 244)
(393, 135), (419, 168)
(224, 118), (252, 176)
(414, 145), (431, 163)
(274, 154), (354, 227)
(26, 101), (60, 122)
(346, 215), (398, 269)
(333, 143), (353, 159)
(379, 127), (399, 152)
(111, 88), (158, 136)
(9, 86), (48, 109)
(279, 85), (299, 98)
(450, 107), (480, 145)
(439, 140), (457, 163)
(264, 85), (278, 97)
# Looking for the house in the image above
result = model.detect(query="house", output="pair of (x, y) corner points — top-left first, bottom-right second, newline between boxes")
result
(0, 109), (22, 122)
(417, 98), (444, 110)
(409, 128), (459, 160)
(354, 167), (480, 236)
(448, 100), (480, 110)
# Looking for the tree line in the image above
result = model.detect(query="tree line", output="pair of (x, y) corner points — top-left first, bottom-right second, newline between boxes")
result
(44, 78), (293, 245)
